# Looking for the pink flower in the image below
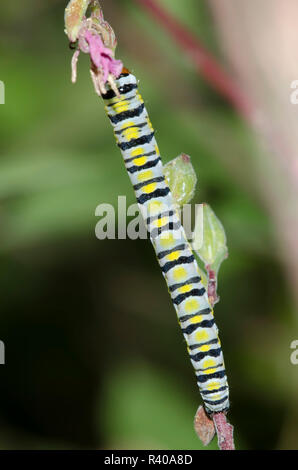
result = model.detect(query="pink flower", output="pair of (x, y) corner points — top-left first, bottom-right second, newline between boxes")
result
(84, 31), (122, 84)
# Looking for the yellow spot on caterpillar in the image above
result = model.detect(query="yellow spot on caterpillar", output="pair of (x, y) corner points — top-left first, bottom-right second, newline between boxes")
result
(167, 251), (180, 262)
(203, 359), (216, 369)
(134, 156), (147, 166)
(207, 368), (217, 374)
(160, 232), (175, 248)
(199, 344), (210, 352)
(195, 330), (209, 342)
(143, 183), (157, 194)
(123, 127), (139, 140)
(155, 144), (160, 156)
(173, 266), (187, 281)
(212, 394), (221, 400)
(207, 381), (219, 391)
(138, 170), (153, 182)
(154, 217), (168, 228)
(131, 147), (144, 157)
(122, 121), (134, 129)
(178, 284), (192, 294)
(190, 315), (202, 324)
(148, 200), (164, 215)
(185, 298), (199, 313)
(113, 100), (129, 113)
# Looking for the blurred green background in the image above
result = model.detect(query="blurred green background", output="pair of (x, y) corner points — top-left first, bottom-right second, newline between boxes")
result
(0, 0), (297, 450)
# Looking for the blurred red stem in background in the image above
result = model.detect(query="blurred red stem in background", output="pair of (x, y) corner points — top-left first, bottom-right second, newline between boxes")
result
(134, 0), (254, 121)
(134, 0), (298, 201)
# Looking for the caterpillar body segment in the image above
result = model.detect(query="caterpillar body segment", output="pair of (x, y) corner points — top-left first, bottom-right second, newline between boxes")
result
(102, 70), (229, 414)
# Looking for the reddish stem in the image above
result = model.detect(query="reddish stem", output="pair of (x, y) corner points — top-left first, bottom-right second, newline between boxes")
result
(213, 412), (235, 450)
(206, 265), (219, 308)
(134, 0), (253, 120)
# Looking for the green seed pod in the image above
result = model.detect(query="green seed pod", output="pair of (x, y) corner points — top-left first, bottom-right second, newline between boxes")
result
(163, 153), (197, 207)
(193, 203), (228, 274)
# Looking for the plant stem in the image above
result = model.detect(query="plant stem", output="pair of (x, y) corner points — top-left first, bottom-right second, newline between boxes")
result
(213, 412), (235, 450)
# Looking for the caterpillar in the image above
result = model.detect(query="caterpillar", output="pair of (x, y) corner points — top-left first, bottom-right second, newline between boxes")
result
(101, 68), (230, 416)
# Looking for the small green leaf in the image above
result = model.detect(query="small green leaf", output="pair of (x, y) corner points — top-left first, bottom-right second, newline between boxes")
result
(163, 154), (197, 207)
(193, 203), (228, 274)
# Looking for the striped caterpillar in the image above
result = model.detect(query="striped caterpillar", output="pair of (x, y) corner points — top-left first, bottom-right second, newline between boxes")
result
(102, 70), (230, 416)
(64, 0), (234, 448)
